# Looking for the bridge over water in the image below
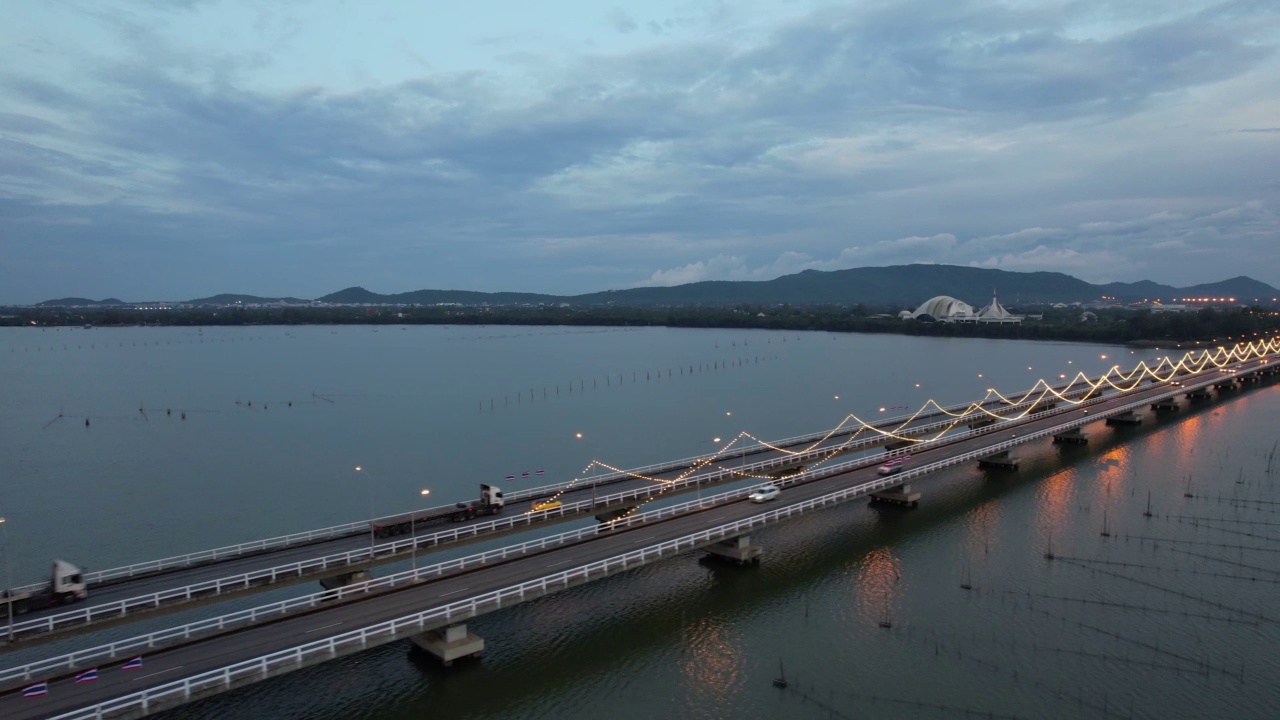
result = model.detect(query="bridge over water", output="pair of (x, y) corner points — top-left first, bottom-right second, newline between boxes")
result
(2, 338), (1277, 719)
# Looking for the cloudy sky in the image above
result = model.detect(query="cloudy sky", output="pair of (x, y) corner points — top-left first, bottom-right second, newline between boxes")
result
(2, 0), (1278, 303)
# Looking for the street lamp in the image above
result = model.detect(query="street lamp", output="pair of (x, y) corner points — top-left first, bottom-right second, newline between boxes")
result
(412, 489), (429, 573)
(355, 466), (375, 551)
(1, 517), (12, 642)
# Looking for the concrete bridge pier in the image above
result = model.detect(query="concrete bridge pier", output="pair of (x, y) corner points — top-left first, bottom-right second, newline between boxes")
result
(704, 535), (762, 565)
(870, 484), (921, 507)
(411, 624), (484, 666)
(1186, 388), (1213, 400)
(1106, 412), (1143, 426)
(1151, 398), (1180, 411)
(319, 570), (370, 591)
(978, 451), (1020, 470)
(1052, 428), (1088, 445)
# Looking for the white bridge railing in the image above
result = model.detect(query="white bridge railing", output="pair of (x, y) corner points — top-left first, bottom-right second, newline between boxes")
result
(2, 365), (1236, 687)
(4, 379), (1082, 596)
(0, 383), (1095, 641)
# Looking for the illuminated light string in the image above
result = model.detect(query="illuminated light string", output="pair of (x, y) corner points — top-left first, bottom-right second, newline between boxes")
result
(573, 337), (1280, 521)
(531, 337), (1280, 521)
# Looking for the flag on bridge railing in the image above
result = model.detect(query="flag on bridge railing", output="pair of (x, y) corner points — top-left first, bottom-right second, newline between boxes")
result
(75, 668), (98, 684)
(122, 656), (143, 670)
(22, 682), (48, 697)
(504, 474), (515, 481)
(521, 471), (530, 478)
(535, 469), (545, 476)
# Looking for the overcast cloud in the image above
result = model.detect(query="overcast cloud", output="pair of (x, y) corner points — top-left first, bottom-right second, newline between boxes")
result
(2, 0), (1278, 302)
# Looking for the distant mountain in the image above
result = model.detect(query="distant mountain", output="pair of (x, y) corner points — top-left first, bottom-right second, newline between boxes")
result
(1177, 276), (1279, 301)
(317, 286), (559, 305)
(35, 297), (126, 307)
(185, 293), (310, 305)
(568, 266), (1092, 306)
(31, 265), (1280, 309)
(569, 265), (1279, 307)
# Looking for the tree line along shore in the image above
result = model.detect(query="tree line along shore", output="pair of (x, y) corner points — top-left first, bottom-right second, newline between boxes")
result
(4, 304), (1278, 346)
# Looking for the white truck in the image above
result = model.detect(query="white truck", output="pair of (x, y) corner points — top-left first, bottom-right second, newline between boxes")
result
(448, 483), (505, 522)
(0, 560), (88, 615)
(371, 483), (507, 538)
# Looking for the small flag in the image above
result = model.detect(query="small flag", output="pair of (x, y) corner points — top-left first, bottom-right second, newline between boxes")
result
(75, 668), (98, 684)
(535, 469), (544, 476)
(521, 471), (530, 478)
(504, 474), (515, 482)
(122, 656), (143, 670)
(22, 682), (48, 697)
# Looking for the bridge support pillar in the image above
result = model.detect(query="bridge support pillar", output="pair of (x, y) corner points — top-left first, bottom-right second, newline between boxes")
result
(1186, 389), (1213, 400)
(319, 570), (370, 591)
(704, 535), (762, 565)
(978, 451), (1019, 470)
(870, 484), (921, 507)
(1151, 399), (1180, 411)
(411, 624), (484, 666)
(1106, 412), (1143, 427)
(1052, 428), (1088, 445)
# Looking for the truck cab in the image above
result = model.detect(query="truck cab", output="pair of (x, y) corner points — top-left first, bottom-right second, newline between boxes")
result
(449, 484), (505, 521)
(480, 484), (505, 510)
(51, 560), (88, 603)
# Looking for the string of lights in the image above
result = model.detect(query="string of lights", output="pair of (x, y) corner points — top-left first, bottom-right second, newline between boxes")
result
(527, 337), (1280, 520)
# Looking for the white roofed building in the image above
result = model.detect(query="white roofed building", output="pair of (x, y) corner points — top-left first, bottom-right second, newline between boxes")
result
(907, 292), (1022, 324)
(976, 292), (1023, 324)
(911, 296), (976, 322)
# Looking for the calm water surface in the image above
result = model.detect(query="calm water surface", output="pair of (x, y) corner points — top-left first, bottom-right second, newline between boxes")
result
(1, 326), (1276, 719)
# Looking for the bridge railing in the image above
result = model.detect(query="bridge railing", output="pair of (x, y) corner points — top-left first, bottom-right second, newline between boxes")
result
(5, 377), (1089, 596)
(0, 474), (777, 685)
(0, 382), (1113, 640)
(0, 384), (1084, 641)
(4, 374), (1098, 598)
(36, 383), (1148, 720)
(0, 434), (854, 643)
(26, 362), (1268, 712)
(0, 371), (1172, 683)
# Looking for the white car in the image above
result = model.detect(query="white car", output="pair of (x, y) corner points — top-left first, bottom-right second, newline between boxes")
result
(749, 484), (781, 503)
(877, 463), (903, 476)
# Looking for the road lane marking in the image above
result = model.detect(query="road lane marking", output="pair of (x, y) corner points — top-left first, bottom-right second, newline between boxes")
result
(134, 666), (182, 681)
(438, 587), (470, 597)
(305, 622), (343, 634)
(546, 559), (573, 567)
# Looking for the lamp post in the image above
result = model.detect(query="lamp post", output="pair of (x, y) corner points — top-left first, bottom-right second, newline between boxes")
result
(412, 489), (429, 573)
(706, 439), (721, 504)
(1, 517), (12, 642)
(355, 466), (375, 551)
